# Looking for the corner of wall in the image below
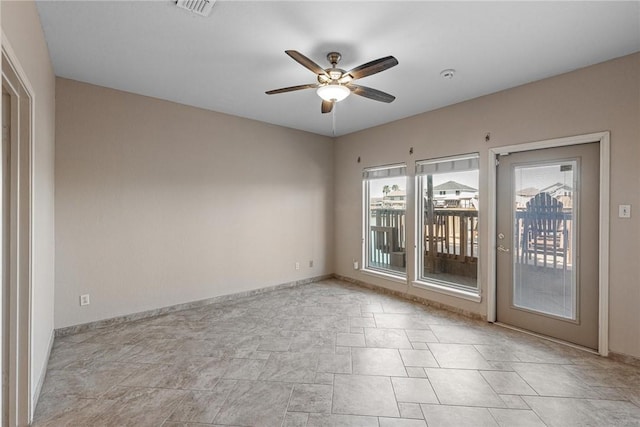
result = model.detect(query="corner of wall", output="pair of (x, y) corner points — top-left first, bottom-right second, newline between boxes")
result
(2, 0), (57, 416)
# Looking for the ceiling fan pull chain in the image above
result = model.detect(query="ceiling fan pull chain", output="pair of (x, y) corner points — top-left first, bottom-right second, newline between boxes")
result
(332, 103), (337, 137)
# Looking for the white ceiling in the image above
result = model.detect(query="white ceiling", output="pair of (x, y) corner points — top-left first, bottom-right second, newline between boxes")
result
(36, 1), (640, 137)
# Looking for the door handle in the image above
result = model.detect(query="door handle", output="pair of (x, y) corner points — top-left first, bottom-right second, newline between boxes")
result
(497, 245), (510, 253)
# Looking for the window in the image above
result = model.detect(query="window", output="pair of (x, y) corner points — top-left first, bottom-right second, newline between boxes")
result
(416, 154), (479, 291)
(363, 164), (407, 277)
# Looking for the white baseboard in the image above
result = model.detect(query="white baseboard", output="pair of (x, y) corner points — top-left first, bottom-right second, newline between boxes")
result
(31, 329), (55, 419)
(55, 274), (332, 337)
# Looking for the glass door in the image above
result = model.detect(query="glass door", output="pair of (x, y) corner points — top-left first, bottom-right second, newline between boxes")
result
(512, 160), (577, 319)
(496, 143), (599, 349)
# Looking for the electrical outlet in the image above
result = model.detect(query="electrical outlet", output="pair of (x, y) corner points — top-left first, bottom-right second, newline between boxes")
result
(295, 262), (300, 270)
(80, 294), (90, 306)
(309, 260), (313, 268)
(353, 260), (359, 270)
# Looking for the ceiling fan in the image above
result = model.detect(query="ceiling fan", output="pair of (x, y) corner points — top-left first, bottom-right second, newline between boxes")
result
(266, 50), (398, 114)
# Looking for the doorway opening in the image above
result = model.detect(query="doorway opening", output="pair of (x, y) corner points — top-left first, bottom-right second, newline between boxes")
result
(1, 40), (34, 425)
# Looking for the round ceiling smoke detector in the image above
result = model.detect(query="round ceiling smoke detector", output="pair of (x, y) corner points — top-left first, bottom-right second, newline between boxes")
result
(440, 69), (456, 79)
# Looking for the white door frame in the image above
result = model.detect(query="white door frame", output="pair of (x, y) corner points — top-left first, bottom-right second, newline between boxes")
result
(487, 132), (610, 357)
(1, 32), (34, 425)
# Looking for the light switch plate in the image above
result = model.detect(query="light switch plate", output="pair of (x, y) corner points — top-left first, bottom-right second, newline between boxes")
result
(619, 204), (631, 218)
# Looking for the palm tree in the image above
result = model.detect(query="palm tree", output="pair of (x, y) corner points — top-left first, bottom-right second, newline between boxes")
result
(391, 184), (400, 192)
(382, 185), (390, 197)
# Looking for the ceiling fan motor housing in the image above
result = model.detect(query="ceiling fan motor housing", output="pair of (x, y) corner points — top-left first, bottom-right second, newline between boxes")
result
(327, 52), (342, 66)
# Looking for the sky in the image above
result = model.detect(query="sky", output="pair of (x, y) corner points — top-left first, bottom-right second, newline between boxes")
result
(514, 162), (575, 194)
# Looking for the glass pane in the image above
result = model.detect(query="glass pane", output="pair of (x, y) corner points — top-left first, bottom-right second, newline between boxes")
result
(366, 177), (406, 275)
(420, 169), (479, 289)
(513, 161), (577, 319)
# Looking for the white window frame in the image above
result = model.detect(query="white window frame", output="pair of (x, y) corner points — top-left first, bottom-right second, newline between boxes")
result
(414, 153), (481, 300)
(362, 163), (407, 280)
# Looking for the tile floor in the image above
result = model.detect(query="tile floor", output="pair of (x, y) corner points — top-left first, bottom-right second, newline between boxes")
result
(33, 279), (640, 426)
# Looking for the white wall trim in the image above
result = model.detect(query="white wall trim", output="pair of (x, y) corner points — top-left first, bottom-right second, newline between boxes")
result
(1, 30), (36, 424)
(487, 131), (610, 357)
(55, 274), (332, 337)
(597, 132), (610, 357)
(411, 280), (481, 303)
(32, 330), (54, 411)
(360, 268), (408, 285)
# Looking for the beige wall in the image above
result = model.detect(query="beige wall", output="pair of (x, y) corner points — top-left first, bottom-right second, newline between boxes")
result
(334, 53), (640, 358)
(55, 78), (334, 328)
(1, 0), (56, 407)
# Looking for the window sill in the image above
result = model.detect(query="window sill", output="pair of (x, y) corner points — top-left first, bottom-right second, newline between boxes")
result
(361, 268), (407, 285)
(411, 280), (481, 303)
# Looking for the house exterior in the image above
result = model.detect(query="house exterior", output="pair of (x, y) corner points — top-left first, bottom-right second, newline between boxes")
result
(383, 189), (406, 210)
(541, 182), (573, 198)
(430, 181), (478, 208)
(516, 183), (574, 209)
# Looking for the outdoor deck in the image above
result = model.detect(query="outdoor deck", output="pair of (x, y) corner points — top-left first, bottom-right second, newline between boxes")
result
(368, 208), (479, 286)
(368, 207), (573, 290)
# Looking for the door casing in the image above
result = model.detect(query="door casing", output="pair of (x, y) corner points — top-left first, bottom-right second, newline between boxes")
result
(1, 32), (35, 426)
(487, 132), (610, 356)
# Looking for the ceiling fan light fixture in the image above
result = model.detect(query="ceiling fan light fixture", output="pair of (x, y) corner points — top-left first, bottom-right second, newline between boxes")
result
(317, 84), (350, 102)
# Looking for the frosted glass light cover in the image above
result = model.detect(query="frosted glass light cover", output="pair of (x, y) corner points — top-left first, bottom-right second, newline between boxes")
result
(316, 84), (350, 102)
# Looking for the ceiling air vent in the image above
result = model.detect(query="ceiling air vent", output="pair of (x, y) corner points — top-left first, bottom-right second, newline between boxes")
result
(176, 0), (215, 17)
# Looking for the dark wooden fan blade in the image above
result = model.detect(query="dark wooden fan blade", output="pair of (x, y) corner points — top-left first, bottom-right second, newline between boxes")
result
(348, 84), (396, 103)
(321, 100), (333, 114)
(346, 56), (398, 80)
(285, 50), (330, 78)
(265, 83), (318, 95)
